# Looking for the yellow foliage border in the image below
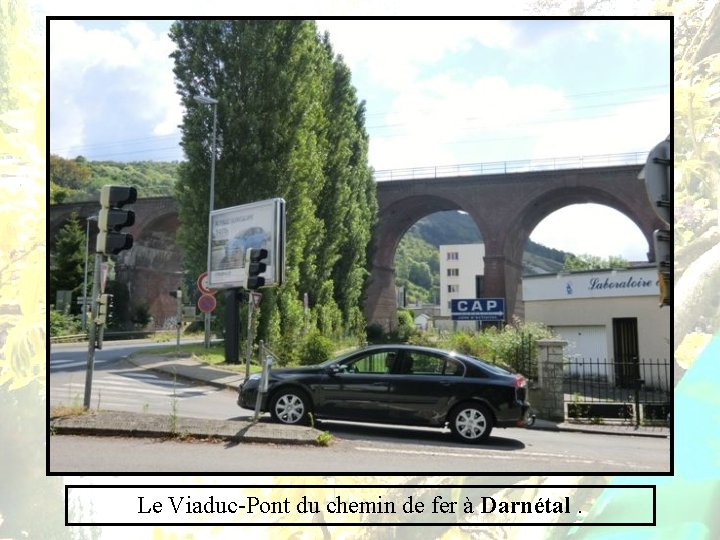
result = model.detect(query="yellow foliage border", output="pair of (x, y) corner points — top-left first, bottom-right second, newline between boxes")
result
(0, 0), (46, 390)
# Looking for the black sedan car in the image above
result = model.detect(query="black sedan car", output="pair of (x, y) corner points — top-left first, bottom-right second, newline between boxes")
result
(238, 345), (530, 442)
(238, 345), (530, 443)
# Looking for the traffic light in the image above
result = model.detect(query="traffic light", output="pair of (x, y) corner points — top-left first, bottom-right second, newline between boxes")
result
(97, 185), (137, 255)
(96, 294), (111, 325)
(245, 248), (269, 290)
(639, 137), (671, 226)
(654, 229), (671, 307)
(107, 295), (115, 325)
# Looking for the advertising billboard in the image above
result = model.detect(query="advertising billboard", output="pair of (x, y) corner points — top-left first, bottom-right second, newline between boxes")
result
(207, 198), (286, 289)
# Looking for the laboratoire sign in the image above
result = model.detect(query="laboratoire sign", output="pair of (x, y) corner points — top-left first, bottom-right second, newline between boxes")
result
(207, 198), (286, 289)
(523, 267), (660, 302)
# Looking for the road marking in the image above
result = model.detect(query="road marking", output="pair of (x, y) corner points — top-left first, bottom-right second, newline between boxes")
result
(353, 446), (658, 469)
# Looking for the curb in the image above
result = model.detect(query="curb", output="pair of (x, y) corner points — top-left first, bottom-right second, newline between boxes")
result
(50, 411), (322, 446)
(527, 421), (669, 439)
(126, 354), (244, 392)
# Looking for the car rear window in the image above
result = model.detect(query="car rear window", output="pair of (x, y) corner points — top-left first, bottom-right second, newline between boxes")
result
(460, 354), (513, 376)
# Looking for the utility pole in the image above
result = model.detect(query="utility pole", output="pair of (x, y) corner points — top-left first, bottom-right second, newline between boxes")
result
(83, 253), (102, 409)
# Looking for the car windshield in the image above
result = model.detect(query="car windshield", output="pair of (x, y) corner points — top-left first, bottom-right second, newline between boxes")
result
(318, 348), (361, 367)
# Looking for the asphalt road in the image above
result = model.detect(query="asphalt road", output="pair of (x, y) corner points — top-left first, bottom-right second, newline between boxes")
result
(50, 341), (241, 420)
(49, 341), (671, 474)
(51, 425), (670, 473)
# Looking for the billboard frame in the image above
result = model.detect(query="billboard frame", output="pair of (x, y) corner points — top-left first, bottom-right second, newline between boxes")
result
(206, 198), (286, 290)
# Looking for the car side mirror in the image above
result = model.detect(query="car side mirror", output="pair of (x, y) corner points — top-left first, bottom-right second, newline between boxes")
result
(326, 364), (341, 375)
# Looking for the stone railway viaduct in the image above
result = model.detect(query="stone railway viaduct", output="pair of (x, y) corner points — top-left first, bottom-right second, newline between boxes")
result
(49, 163), (662, 328)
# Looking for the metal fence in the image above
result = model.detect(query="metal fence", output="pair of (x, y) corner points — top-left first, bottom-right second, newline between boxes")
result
(373, 151), (646, 181)
(563, 358), (671, 426)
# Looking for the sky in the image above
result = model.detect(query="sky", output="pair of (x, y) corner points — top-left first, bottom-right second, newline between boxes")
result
(49, 18), (671, 261)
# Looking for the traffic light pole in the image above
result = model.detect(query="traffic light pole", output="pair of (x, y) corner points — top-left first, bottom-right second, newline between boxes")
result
(224, 289), (241, 363)
(83, 253), (102, 409)
(175, 289), (182, 356)
(245, 292), (254, 380)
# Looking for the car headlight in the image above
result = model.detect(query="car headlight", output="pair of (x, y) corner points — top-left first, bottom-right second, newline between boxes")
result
(247, 373), (261, 381)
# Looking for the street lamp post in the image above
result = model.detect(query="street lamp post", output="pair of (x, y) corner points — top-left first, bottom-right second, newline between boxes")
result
(82, 214), (98, 331)
(195, 94), (218, 348)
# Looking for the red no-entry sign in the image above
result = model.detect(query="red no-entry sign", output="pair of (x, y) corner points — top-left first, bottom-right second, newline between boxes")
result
(197, 293), (217, 313)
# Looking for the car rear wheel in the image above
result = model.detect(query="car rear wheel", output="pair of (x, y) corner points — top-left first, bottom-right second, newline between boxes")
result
(270, 389), (310, 425)
(450, 403), (493, 443)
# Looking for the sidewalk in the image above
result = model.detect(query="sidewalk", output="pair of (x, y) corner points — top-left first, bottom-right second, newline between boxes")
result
(51, 352), (323, 445)
(529, 417), (670, 438)
(50, 352), (669, 442)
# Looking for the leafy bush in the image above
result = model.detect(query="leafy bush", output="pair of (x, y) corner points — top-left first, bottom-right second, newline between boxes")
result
(131, 304), (152, 328)
(433, 319), (554, 378)
(299, 332), (335, 366)
(396, 308), (418, 342)
(49, 309), (81, 336)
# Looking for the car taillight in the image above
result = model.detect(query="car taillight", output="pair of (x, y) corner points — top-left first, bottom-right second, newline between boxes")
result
(514, 375), (526, 389)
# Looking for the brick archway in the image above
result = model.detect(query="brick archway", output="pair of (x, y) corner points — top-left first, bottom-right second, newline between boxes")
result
(365, 164), (663, 330)
(49, 197), (181, 326)
(50, 165), (663, 332)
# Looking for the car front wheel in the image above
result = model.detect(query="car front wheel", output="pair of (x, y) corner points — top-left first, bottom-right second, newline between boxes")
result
(450, 403), (493, 443)
(270, 389), (310, 425)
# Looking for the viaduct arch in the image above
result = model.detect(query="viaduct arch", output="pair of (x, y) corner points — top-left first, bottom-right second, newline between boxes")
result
(49, 164), (662, 328)
(364, 164), (663, 330)
(49, 197), (183, 325)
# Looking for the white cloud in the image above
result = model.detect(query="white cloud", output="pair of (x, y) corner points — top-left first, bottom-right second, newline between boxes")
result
(529, 93), (670, 160)
(50, 20), (140, 71)
(50, 20), (181, 158)
(318, 20), (520, 91)
(368, 73), (568, 170)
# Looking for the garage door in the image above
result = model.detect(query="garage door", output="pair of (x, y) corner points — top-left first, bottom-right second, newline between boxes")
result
(552, 325), (608, 377)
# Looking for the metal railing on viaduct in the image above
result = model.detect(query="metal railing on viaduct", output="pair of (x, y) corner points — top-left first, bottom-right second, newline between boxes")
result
(373, 151), (646, 181)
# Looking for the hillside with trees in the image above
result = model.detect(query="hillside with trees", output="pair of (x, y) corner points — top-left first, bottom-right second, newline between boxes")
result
(50, 155), (178, 204)
(394, 211), (569, 304)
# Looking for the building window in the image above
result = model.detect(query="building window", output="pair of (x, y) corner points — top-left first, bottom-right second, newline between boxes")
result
(447, 251), (459, 261)
(447, 284), (459, 293)
(447, 268), (459, 277)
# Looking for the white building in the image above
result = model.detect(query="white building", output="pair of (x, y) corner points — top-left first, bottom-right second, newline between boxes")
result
(438, 243), (485, 322)
(523, 265), (671, 391)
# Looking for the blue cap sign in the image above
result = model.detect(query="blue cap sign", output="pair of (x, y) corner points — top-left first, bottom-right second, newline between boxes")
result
(451, 298), (505, 321)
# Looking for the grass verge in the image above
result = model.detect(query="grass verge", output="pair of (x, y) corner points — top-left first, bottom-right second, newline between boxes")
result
(50, 404), (90, 419)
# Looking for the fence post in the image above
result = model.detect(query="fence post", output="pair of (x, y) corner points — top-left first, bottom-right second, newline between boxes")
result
(533, 339), (567, 421)
(633, 378), (644, 429)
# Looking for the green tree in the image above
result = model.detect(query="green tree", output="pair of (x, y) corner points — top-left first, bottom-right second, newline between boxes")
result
(49, 154), (92, 203)
(562, 253), (628, 271)
(49, 212), (86, 313)
(169, 20), (375, 361)
(408, 260), (433, 290)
